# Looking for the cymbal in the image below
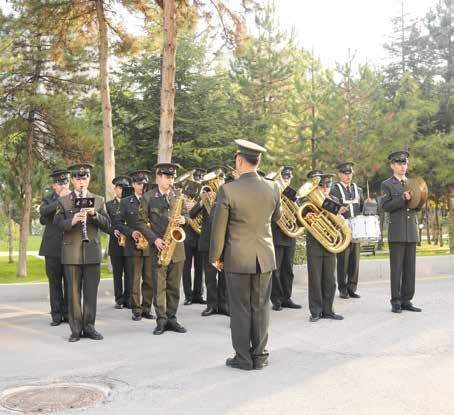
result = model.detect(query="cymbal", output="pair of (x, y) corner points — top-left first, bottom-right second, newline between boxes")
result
(404, 178), (428, 209)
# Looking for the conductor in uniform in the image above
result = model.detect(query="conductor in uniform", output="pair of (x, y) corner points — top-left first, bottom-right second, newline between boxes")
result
(330, 162), (364, 299)
(381, 151), (422, 313)
(54, 163), (111, 342)
(39, 168), (71, 326)
(136, 163), (188, 335)
(271, 166), (301, 311)
(106, 176), (132, 309)
(210, 139), (281, 371)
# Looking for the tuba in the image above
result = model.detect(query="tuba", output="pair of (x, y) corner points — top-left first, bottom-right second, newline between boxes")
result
(266, 168), (305, 238)
(296, 176), (351, 254)
(158, 192), (186, 267)
(199, 171), (221, 215)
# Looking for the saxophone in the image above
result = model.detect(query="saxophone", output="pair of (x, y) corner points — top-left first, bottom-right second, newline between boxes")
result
(158, 192), (186, 266)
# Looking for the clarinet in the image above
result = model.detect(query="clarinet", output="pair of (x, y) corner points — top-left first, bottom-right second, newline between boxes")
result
(80, 186), (90, 242)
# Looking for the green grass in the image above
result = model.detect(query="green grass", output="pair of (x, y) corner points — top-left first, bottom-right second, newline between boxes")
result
(0, 234), (109, 252)
(0, 256), (112, 284)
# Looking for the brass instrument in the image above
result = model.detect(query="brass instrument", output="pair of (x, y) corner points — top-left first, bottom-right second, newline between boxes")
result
(176, 170), (203, 235)
(118, 233), (126, 247)
(296, 176), (351, 254)
(266, 168), (305, 238)
(158, 192), (186, 267)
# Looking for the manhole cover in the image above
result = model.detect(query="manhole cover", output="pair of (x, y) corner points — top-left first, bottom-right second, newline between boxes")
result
(0, 383), (110, 413)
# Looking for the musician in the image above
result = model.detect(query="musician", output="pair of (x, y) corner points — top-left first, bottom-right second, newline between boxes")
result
(210, 140), (281, 371)
(271, 166), (301, 311)
(330, 162), (364, 299)
(136, 163), (188, 335)
(116, 171), (154, 321)
(182, 167), (206, 305)
(303, 170), (344, 322)
(54, 163), (110, 342)
(106, 176), (132, 309)
(190, 167), (229, 317)
(39, 169), (70, 326)
(381, 151), (422, 313)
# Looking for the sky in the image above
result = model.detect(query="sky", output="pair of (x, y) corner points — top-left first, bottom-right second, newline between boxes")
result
(0, 0), (440, 68)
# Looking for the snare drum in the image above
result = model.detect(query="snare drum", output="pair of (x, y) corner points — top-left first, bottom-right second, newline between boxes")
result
(348, 215), (381, 243)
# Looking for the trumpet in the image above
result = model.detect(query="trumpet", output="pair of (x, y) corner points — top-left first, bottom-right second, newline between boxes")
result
(296, 177), (351, 254)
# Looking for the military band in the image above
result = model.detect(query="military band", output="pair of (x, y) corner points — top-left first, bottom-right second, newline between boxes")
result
(38, 144), (425, 362)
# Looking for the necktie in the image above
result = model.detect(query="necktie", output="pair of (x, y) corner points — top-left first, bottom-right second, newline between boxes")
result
(401, 180), (405, 186)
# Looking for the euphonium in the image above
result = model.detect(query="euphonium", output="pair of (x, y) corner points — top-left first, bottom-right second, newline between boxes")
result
(266, 169), (305, 238)
(296, 177), (351, 254)
(176, 170), (202, 235)
(158, 192), (186, 267)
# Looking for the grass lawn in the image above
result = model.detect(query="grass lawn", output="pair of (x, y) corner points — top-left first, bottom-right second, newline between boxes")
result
(0, 234), (109, 252)
(362, 240), (450, 260)
(0, 256), (112, 284)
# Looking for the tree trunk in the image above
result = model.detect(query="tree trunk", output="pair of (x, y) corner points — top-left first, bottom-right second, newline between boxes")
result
(448, 184), (454, 254)
(158, 0), (177, 163)
(95, 0), (115, 201)
(17, 124), (34, 277)
(7, 202), (13, 264)
(434, 200), (440, 245)
(425, 205), (431, 244)
(310, 49), (316, 170)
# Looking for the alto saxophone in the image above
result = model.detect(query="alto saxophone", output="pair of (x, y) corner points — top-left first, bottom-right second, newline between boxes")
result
(158, 192), (186, 266)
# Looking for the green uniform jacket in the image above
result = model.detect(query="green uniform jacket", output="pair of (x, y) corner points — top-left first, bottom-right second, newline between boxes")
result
(54, 191), (111, 265)
(39, 191), (64, 258)
(116, 195), (151, 257)
(209, 172), (282, 274)
(136, 187), (188, 263)
(380, 176), (419, 243)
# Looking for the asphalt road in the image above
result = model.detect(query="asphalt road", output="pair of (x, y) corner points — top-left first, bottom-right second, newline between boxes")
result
(0, 255), (453, 415)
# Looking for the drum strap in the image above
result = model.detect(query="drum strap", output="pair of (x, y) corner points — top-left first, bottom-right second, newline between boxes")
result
(337, 183), (359, 217)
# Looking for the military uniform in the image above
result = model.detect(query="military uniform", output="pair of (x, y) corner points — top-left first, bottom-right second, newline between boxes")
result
(270, 166), (300, 310)
(381, 151), (421, 313)
(53, 163), (110, 341)
(106, 177), (131, 308)
(190, 174), (228, 316)
(39, 169), (70, 325)
(304, 171), (343, 322)
(117, 171), (153, 320)
(182, 168), (205, 304)
(210, 140), (281, 370)
(136, 163), (188, 335)
(330, 162), (364, 298)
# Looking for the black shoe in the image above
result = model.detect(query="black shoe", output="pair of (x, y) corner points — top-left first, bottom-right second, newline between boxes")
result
(50, 320), (62, 327)
(166, 321), (187, 333)
(272, 303), (283, 311)
(253, 358), (269, 370)
(281, 299), (302, 309)
(83, 330), (103, 340)
(142, 311), (155, 320)
(192, 297), (207, 305)
(68, 334), (80, 342)
(348, 291), (361, 298)
(218, 306), (230, 316)
(401, 303), (422, 312)
(201, 307), (217, 317)
(114, 303), (123, 309)
(322, 312), (344, 320)
(309, 314), (321, 322)
(183, 299), (192, 305)
(391, 304), (402, 313)
(132, 313), (142, 321)
(225, 357), (253, 371)
(339, 290), (349, 299)
(153, 322), (166, 335)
